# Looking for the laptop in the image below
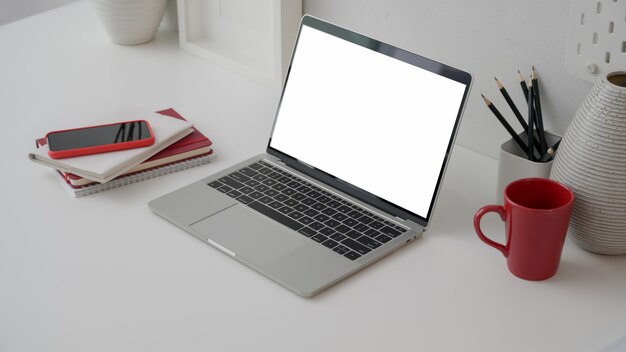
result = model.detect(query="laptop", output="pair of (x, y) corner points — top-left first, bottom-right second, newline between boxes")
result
(149, 15), (472, 297)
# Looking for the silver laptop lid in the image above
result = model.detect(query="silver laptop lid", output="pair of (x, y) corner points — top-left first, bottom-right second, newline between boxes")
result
(267, 16), (472, 228)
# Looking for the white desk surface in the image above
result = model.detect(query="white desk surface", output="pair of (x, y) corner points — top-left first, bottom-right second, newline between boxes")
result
(2, 2), (626, 351)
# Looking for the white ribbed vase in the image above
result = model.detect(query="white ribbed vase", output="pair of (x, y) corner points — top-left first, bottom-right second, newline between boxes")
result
(93, 0), (167, 45)
(550, 72), (626, 255)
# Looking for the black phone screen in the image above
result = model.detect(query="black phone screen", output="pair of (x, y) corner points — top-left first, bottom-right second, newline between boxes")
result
(47, 121), (152, 151)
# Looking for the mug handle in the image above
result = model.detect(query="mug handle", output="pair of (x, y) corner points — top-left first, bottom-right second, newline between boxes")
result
(473, 205), (509, 257)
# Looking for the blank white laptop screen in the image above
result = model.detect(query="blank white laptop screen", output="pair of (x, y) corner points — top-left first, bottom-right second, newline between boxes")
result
(269, 25), (467, 219)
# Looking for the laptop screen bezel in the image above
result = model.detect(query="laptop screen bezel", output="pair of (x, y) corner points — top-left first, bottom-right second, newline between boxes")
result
(266, 15), (472, 228)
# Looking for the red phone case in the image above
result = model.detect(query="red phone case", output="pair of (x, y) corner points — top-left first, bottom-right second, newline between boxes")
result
(45, 120), (155, 159)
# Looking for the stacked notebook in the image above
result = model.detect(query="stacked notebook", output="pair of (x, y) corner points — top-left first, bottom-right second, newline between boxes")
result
(29, 107), (215, 197)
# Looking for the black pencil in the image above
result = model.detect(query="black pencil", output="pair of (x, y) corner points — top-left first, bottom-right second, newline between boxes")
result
(527, 81), (536, 161)
(540, 139), (561, 162)
(518, 69), (529, 101)
(481, 94), (529, 155)
(495, 76), (541, 153)
(531, 67), (548, 153)
(495, 77), (527, 130)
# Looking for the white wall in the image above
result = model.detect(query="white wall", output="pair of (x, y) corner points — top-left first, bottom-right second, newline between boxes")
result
(0, 0), (78, 25)
(2, 0), (593, 159)
(302, 0), (593, 159)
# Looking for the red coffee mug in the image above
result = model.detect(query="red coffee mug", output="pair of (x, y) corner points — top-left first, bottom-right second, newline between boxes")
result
(473, 178), (574, 280)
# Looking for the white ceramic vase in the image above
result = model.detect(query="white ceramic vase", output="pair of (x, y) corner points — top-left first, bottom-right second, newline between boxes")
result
(93, 0), (168, 45)
(550, 72), (626, 255)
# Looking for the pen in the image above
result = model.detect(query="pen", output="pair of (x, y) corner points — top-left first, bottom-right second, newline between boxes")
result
(481, 94), (529, 155)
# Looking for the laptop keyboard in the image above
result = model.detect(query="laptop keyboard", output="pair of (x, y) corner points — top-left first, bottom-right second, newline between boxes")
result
(207, 160), (407, 261)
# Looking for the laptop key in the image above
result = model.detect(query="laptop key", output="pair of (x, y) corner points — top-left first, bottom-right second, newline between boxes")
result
(237, 195), (254, 204)
(326, 200), (341, 208)
(335, 225), (351, 234)
(380, 226), (403, 238)
(258, 196), (274, 204)
(311, 234), (327, 243)
(227, 190), (242, 198)
(247, 201), (303, 231)
(272, 184), (287, 191)
(309, 221), (324, 231)
(342, 218), (358, 227)
(249, 162), (263, 170)
(346, 230), (361, 239)
(347, 210), (362, 219)
(365, 228), (380, 238)
(220, 176), (244, 189)
(301, 198), (316, 206)
(330, 233), (347, 242)
(239, 186), (255, 194)
(288, 211), (304, 220)
(344, 251), (362, 261)
(252, 174), (268, 182)
(298, 227), (316, 237)
(218, 185), (233, 193)
(304, 209), (318, 217)
(320, 227), (335, 236)
(322, 239), (338, 249)
(324, 219), (341, 228)
(264, 189), (280, 197)
(268, 201), (282, 209)
(208, 181), (223, 188)
(333, 245), (350, 255)
(255, 184), (271, 192)
(337, 205), (352, 213)
(314, 214), (329, 222)
(278, 206), (293, 215)
(299, 216), (314, 225)
(284, 199), (299, 207)
(317, 195), (332, 204)
(354, 223), (369, 232)
(294, 204), (309, 212)
(342, 238), (371, 255)
(262, 179), (278, 187)
(291, 192), (306, 201)
(249, 191), (263, 199)
(229, 172), (250, 183)
(245, 179), (261, 187)
(239, 167), (257, 177)
(332, 213), (348, 221)
(321, 208), (337, 216)
(358, 215), (374, 224)
(274, 194), (289, 202)
(356, 236), (382, 250)
(369, 221), (384, 229)
(257, 167), (271, 175)
(375, 234), (392, 244)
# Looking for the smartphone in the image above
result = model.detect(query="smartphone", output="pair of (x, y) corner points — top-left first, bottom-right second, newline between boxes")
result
(45, 120), (155, 159)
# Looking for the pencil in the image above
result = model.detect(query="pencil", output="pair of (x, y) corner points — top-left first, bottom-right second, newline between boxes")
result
(540, 139), (561, 162)
(494, 76), (541, 153)
(481, 94), (529, 155)
(495, 77), (527, 130)
(527, 81), (536, 161)
(518, 69), (529, 101)
(531, 67), (548, 153)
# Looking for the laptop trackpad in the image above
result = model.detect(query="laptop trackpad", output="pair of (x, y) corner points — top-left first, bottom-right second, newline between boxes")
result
(189, 204), (306, 266)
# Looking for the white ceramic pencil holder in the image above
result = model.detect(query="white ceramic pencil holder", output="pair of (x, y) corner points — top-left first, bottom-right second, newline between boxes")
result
(496, 131), (561, 204)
